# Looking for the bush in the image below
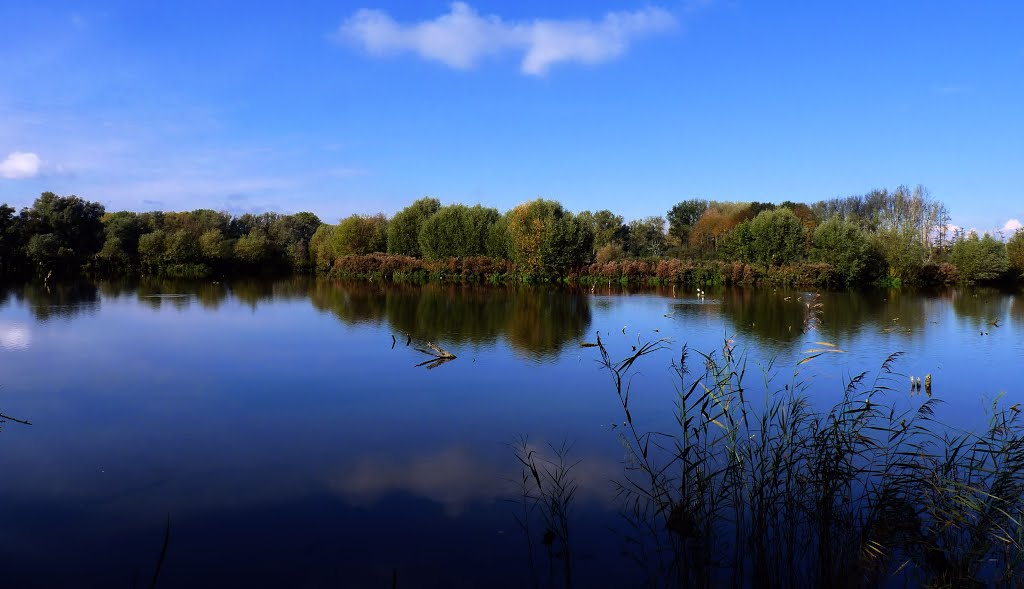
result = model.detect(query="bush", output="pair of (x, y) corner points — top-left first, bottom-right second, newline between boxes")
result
(810, 217), (874, 286)
(506, 199), (593, 279)
(334, 214), (388, 256)
(871, 228), (928, 285)
(743, 208), (806, 266)
(419, 204), (500, 260)
(308, 224), (336, 271)
(951, 232), (1009, 283)
(596, 242), (625, 264)
(1008, 229), (1024, 277)
(387, 197), (440, 257)
(234, 232), (271, 265)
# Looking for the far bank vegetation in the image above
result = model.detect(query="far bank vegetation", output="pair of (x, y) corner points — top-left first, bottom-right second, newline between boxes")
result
(2, 186), (1022, 287)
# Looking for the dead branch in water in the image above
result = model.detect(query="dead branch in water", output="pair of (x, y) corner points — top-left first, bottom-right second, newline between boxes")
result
(415, 341), (456, 360)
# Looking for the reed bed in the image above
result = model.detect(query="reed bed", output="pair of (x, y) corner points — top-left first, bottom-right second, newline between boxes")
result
(591, 335), (1024, 589)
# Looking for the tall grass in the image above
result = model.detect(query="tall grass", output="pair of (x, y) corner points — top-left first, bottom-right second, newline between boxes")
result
(511, 436), (580, 589)
(594, 334), (1024, 588)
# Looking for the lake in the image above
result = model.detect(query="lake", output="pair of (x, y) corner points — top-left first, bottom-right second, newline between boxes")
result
(0, 278), (1021, 588)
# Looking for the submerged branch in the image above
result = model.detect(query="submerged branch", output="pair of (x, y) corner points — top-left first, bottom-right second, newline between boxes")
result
(415, 341), (457, 360)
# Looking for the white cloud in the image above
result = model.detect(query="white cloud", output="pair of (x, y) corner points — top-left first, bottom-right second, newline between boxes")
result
(1003, 219), (1022, 234)
(336, 3), (677, 75)
(0, 151), (42, 179)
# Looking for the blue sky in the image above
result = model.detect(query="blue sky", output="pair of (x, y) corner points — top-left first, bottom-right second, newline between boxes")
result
(1, 1), (1021, 233)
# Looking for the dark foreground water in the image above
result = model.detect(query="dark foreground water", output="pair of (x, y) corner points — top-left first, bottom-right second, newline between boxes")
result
(0, 279), (1021, 588)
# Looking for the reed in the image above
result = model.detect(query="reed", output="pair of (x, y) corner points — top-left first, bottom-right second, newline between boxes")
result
(594, 336), (1024, 588)
(510, 436), (581, 589)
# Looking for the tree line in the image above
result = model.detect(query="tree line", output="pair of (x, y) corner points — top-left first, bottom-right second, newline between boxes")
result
(1, 187), (1022, 285)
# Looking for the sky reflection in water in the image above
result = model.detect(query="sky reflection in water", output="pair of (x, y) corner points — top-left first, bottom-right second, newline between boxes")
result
(0, 279), (1020, 587)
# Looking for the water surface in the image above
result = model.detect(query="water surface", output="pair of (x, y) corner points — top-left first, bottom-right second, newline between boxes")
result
(0, 279), (1020, 587)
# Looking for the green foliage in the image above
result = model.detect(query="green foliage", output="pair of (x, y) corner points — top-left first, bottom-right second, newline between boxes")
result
(485, 215), (510, 259)
(137, 230), (166, 269)
(199, 229), (230, 261)
(810, 217), (875, 285)
(25, 233), (63, 268)
(505, 199), (593, 279)
(308, 224), (337, 271)
(269, 212), (321, 270)
(666, 199), (708, 244)
(22, 192), (106, 272)
(871, 228), (928, 284)
(1008, 229), (1024, 276)
(234, 231), (272, 265)
(1, 185), (1015, 288)
(578, 209), (627, 250)
(101, 212), (151, 255)
(419, 204), (500, 260)
(165, 206), (230, 235)
(333, 214), (388, 256)
(729, 208), (806, 266)
(387, 197), (440, 257)
(595, 242), (625, 263)
(164, 229), (200, 264)
(951, 232), (1009, 283)
(0, 203), (25, 272)
(626, 216), (667, 257)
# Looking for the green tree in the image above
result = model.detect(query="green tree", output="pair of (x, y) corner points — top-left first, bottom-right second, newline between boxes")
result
(98, 211), (152, 270)
(871, 228), (928, 284)
(0, 204), (26, 272)
(308, 224), (337, 271)
(1008, 229), (1024, 277)
(387, 197), (440, 257)
(269, 212), (322, 269)
(137, 230), (166, 269)
(667, 199), (709, 244)
(736, 208), (806, 266)
(199, 228), (230, 262)
(164, 229), (200, 264)
(578, 210), (627, 249)
(419, 204), (500, 260)
(951, 232), (1009, 283)
(626, 216), (667, 257)
(505, 199), (593, 279)
(810, 217), (875, 285)
(234, 231), (272, 265)
(21, 192), (106, 272)
(333, 214), (388, 256)
(485, 215), (510, 259)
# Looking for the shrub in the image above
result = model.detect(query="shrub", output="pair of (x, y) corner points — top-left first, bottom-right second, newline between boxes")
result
(419, 204), (500, 260)
(506, 199), (593, 279)
(810, 217), (874, 286)
(1008, 229), (1024, 277)
(334, 214), (388, 256)
(387, 197), (440, 257)
(951, 232), (1009, 283)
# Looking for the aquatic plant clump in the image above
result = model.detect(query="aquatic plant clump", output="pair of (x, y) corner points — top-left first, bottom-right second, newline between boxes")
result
(590, 338), (1024, 588)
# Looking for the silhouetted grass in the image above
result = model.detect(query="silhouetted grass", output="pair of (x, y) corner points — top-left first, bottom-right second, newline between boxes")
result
(592, 335), (1024, 588)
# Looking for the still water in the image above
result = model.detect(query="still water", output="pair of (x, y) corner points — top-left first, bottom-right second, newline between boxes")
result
(0, 279), (1021, 587)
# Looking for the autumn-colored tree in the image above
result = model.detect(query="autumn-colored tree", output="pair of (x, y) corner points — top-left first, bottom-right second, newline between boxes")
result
(505, 199), (592, 279)
(689, 209), (733, 254)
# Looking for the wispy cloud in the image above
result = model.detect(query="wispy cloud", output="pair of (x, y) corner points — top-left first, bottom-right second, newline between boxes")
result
(336, 2), (677, 75)
(0, 151), (42, 179)
(1004, 218), (1022, 234)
